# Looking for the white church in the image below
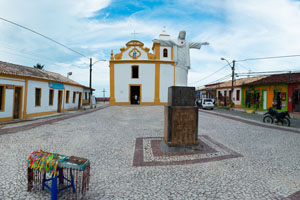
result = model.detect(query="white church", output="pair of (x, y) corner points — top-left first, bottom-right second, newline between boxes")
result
(109, 31), (208, 105)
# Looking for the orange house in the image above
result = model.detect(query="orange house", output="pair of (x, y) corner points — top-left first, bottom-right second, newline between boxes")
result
(241, 73), (300, 111)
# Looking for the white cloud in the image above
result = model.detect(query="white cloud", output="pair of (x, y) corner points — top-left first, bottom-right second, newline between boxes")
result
(187, 0), (300, 86)
(1, 0), (300, 95)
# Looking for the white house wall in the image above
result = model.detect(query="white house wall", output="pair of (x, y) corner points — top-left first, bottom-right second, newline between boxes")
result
(114, 63), (155, 102)
(64, 85), (84, 110)
(27, 80), (55, 114)
(0, 76), (25, 118)
(27, 80), (84, 114)
(159, 64), (174, 102)
(217, 88), (242, 105)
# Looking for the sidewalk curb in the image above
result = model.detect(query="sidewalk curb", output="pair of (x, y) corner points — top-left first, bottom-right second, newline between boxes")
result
(200, 109), (300, 134)
(0, 105), (109, 135)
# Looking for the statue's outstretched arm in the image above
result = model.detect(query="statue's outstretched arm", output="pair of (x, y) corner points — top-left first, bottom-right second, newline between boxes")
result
(152, 39), (174, 47)
(189, 42), (209, 49)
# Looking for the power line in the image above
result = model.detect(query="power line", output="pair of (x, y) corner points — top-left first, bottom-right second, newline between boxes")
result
(236, 62), (250, 71)
(202, 73), (232, 86)
(237, 70), (295, 75)
(0, 42), (91, 69)
(236, 54), (300, 62)
(235, 70), (300, 78)
(0, 48), (88, 69)
(0, 17), (89, 59)
(189, 63), (230, 85)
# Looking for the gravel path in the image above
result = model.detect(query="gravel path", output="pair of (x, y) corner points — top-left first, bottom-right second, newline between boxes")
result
(0, 106), (300, 199)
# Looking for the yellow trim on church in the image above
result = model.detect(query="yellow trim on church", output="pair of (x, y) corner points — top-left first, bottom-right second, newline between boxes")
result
(114, 40), (155, 60)
(152, 43), (160, 60)
(129, 48), (142, 60)
(110, 60), (174, 64)
(109, 63), (116, 105)
(128, 84), (142, 104)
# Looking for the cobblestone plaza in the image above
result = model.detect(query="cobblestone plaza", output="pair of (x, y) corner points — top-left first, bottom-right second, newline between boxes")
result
(1, 106), (300, 199)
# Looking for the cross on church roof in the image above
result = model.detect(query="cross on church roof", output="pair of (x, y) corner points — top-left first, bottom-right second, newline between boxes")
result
(131, 30), (140, 39)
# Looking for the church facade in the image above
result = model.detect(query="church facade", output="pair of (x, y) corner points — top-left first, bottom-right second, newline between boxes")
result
(110, 34), (186, 105)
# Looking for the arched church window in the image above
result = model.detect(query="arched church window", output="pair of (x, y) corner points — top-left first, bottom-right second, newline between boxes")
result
(163, 49), (168, 57)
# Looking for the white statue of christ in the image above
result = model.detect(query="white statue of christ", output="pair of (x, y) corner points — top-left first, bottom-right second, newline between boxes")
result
(153, 30), (209, 86)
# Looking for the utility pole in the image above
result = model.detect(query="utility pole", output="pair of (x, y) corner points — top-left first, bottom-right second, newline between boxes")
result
(221, 58), (235, 107)
(231, 60), (235, 101)
(89, 58), (106, 109)
(90, 58), (93, 109)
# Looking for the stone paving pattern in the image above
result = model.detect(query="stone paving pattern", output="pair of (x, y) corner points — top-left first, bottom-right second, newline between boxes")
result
(133, 136), (242, 167)
(0, 106), (300, 199)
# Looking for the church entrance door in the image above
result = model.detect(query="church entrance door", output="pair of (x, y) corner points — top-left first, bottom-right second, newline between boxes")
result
(130, 85), (140, 105)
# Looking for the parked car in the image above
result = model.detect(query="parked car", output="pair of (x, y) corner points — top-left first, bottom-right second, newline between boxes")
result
(200, 98), (214, 110)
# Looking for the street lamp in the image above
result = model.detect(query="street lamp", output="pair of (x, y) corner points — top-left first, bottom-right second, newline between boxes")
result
(220, 58), (235, 106)
(67, 72), (72, 79)
(89, 58), (106, 109)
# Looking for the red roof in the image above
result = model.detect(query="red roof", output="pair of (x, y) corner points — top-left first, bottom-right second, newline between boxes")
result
(245, 73), (300, 85)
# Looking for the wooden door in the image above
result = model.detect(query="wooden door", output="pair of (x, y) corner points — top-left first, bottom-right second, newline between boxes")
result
(57, 90), (63, 112)
(13, 87), (21, 119)
(78, 92), (82, 109)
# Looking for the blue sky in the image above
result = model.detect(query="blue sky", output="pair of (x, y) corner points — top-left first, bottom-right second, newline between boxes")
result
(1, 0), (300, 96)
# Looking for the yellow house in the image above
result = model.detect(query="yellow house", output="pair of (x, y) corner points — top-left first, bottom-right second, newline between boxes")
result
(0, 61), (89, 122)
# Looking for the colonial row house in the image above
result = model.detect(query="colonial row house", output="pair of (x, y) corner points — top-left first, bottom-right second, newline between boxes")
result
(215, 76), (266, 108)
(196, 83), (218, 100)
(82, 87), (95, 105)
(201, 73), (300, 114)
(0, 61), (89, 122)
(242, 73), (300, 112)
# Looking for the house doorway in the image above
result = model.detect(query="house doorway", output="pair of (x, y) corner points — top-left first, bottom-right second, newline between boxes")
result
(273, 89), (282, 110)
(78, 92), (82, 109)
(292, 89), (299, 112)
(13, 87), (22, 119)
(57, 90), (63, 112)
(130, 86), (140, 105)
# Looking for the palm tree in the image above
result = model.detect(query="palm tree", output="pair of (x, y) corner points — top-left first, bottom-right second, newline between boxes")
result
(33, 63), (45, 70)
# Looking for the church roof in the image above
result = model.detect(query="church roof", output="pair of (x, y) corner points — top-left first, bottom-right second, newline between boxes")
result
(0, 60), (85, 87)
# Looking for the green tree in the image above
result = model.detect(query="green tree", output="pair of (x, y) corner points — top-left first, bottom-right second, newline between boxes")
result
(33, 63), (45, 70)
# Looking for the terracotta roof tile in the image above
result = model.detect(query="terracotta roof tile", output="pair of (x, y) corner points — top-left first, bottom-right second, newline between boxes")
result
(247, 73), (300, 85)
(214, 76), (268, 88)
(0, 61), (84, 86)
